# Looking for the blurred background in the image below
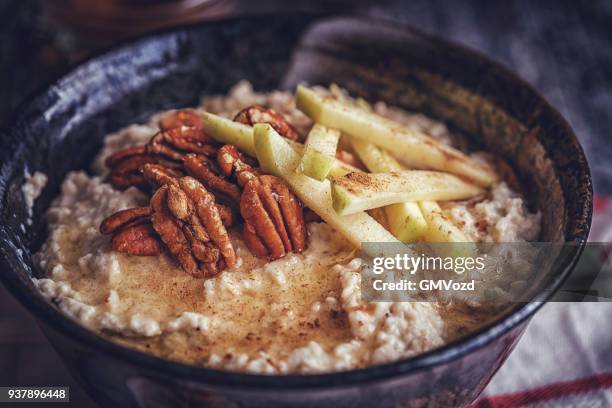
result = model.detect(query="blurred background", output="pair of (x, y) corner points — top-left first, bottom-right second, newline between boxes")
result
(0, 0), (610, 406)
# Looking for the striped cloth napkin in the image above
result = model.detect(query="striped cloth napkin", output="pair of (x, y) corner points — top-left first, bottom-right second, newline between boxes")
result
(473, 196), (612, 407)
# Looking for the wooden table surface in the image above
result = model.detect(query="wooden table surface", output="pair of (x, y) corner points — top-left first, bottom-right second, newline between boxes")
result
(0, 0), (610, 406)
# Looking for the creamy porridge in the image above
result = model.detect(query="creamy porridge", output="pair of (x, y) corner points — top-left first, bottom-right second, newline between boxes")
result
(33, 81), (540, 374)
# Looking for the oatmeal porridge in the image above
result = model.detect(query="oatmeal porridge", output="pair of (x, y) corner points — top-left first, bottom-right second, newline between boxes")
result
(33, 81), (540, 374)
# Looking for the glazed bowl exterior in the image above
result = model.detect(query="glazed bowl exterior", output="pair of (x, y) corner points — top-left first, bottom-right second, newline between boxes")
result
(0, 14), (592, 407)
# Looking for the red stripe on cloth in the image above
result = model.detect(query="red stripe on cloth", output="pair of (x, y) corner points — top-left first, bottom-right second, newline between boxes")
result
(594, 195), (612, 212)
(472, 372), (612, 408)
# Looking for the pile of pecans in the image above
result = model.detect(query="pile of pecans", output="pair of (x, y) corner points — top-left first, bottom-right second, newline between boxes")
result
(100, 106), (307, 278)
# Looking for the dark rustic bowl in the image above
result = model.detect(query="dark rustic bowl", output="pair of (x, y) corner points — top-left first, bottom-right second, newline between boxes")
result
(0, 14), (592, 408)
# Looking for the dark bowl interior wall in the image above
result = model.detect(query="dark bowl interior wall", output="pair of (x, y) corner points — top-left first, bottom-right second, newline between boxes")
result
(0, 14), (592, 408)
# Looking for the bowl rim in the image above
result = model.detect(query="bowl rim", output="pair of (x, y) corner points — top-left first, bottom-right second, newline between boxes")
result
(0, 13), (592, 390)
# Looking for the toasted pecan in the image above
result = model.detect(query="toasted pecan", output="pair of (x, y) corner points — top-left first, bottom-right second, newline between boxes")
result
(150, 177), (236, 277)
(234, 105), (301, 141)
(158, 110), (203, 131)
(240, 175), (306, 260)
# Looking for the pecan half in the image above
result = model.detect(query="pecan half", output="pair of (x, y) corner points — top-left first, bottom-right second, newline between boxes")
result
(142, 163), (184, 188)
(147, 127), (217, 161)
(216, 144), (260, 188)
(99, 207), (163, 256)
(234, 105), (301, 141)
(105, 147), (164, 190)
(150, 176), (236, 277)
(158, 110), (203, 131)
(107, 109), (261, 192)
(104, 141), (187, 191)
(183, 153), (242, 203)
(240, 175), (307, 260)
(142, 163), (234, 227)
(112, 223), (163, 256)
(214, 145), (308, 259)
(105, 114), (216, 191)
(105, 146), (148, 168)
(99, 206), (151, 234)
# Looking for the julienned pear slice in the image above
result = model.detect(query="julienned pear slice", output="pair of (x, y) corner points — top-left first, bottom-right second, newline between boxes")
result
(350, 138), (402, 173)
(296, 86), (498, 187)
(419, 201), (474, 261)
(298, 124), (340, 181)
(350, 138), (428, 243)
(201, 112), (257, 157)
(418, 201), (470, 243)
(201, 112), (356, 177)
(331, 170), (484, 216)
(252, 123), (400, 251)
